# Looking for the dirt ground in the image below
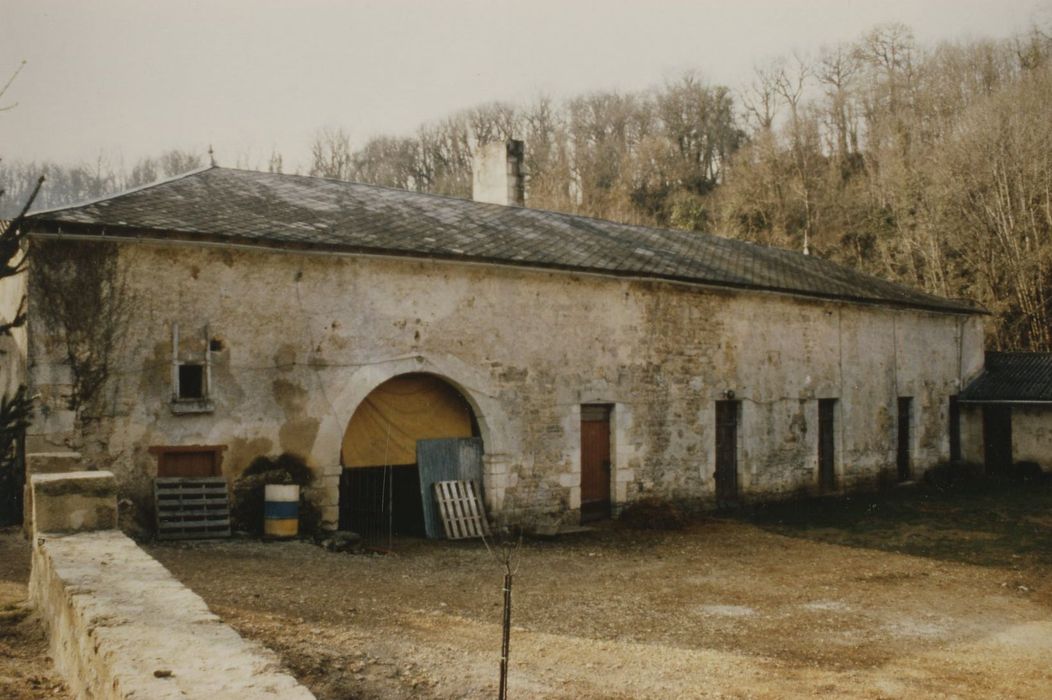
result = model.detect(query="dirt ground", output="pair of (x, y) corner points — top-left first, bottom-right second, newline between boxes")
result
(143, 479), (1052, 699)
(0, 528), (68, 700)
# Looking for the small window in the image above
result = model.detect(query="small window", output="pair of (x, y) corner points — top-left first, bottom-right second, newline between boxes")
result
(170, 322), (215, 414)
(178, 364), (205, 400)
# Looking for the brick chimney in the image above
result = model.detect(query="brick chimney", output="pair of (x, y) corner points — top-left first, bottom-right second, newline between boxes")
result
(472, 140), (525, 207)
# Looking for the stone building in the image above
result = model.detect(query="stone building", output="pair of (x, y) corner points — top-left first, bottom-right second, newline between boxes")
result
(18, 142), (985, 533)
(959, 352), (1052, 474)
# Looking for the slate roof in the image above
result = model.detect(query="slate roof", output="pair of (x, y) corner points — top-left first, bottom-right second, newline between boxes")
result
(960, 353), (1052, 403)
(26, 166), (979, 314)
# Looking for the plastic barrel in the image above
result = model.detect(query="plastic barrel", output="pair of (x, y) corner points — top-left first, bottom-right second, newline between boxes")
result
(263, 484), (300, 538)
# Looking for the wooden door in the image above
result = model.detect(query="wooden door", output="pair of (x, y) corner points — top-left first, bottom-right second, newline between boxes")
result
(818, 399), (836, 492)
(416, 438), (484, 539)
(897, 398), (912, 481)
(982, 405), (1013, 474)
(580, 405), (612, 522)
(715, 401), (739, 505)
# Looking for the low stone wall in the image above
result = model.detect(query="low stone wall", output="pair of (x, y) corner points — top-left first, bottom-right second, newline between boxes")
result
(29, 472), (314, 699)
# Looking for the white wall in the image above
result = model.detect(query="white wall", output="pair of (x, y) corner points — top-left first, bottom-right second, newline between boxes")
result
(27, 240), (985, 527)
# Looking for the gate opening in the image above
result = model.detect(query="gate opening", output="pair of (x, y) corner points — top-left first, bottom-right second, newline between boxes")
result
(338, 373), (480, 543)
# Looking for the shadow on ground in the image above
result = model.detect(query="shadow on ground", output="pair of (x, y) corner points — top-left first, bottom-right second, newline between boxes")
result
(738, 470), (1052, 570)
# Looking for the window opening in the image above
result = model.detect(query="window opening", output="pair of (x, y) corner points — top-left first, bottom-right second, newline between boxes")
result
(178, 364), (205, 400)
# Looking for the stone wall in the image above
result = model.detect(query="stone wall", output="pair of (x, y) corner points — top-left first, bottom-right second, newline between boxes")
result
(959, 404), (1052, 471)
(1008, 406), (1052, 469)
(27, 239), (986, 527)
(28, 470), (313, 699)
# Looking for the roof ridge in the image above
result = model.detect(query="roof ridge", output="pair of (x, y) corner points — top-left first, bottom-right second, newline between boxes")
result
(27, 164), (217, 218)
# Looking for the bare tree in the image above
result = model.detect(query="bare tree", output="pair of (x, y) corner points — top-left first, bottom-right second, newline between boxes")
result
(815, 43), (861, 166)
(309, 127), (353, 180)
(0, 176), (44, 525)
(741, 61), (782, 131)
(481, 526), (523, 700)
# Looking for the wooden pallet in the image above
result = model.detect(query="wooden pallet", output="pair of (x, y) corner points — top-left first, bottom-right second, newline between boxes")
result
(154, 477), (231, 540)
(433, 480), (490, 540)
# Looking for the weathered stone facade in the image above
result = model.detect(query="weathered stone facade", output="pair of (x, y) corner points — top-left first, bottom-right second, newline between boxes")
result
(26, 239), (985, 529)
(960, 406), (1052, 471)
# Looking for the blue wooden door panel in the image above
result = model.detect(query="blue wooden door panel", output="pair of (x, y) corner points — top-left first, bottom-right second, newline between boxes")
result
(417, 438), (484, 539)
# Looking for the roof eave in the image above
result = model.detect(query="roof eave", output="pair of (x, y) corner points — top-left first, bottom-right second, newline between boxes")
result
(958, 398), (1052, 405)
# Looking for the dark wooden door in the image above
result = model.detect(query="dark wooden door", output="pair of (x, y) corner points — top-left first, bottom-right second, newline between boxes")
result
(818, 399), (836, 492)
(982, 405), (1013, 474)
(897, 398), (912, 481)
(715, 401), (739, 505)
(580, 405), (612, 522)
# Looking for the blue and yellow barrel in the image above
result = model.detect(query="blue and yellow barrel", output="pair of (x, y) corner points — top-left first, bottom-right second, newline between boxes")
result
(263, 484), (300, 538)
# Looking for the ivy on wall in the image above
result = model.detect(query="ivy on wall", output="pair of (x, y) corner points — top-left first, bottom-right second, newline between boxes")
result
(31, 238), (134, 419)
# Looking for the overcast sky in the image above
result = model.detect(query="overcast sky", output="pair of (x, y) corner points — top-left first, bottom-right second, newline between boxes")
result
(2, 0), (1048, 173)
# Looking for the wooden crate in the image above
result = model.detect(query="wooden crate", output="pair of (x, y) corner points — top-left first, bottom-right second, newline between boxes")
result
(433, 480), (490, 540)
(154, 477), (231, 540)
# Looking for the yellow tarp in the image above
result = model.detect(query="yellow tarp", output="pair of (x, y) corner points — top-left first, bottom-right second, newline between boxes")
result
(341, 373), (474, 468)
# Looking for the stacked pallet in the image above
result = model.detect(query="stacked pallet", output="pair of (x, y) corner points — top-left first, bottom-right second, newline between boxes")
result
(433, 480), (490, 540)
(154, 477), (231, 540)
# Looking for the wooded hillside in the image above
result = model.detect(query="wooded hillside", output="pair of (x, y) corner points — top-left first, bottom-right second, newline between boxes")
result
(3, 22), (1050, 349)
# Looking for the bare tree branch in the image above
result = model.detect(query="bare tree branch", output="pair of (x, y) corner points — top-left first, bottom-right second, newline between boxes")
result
(0, 60), (26, 112)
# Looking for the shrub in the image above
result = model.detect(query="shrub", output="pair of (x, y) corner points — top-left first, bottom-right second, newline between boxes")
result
(230, 453), (320, 536)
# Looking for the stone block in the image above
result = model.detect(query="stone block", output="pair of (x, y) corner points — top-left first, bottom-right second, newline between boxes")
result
(23, 460), (90, 538)
(321, 504), (339, 529)
(31, 471), (118, 536)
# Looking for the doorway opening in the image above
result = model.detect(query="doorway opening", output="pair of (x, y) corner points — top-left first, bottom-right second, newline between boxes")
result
(897, 397), (913, 481)
(818, 399), (837, 492)
(339, 373), (481, 543)
(982, 405), (1013, 474)
(949, 395), (961, 463)
(715, 400), (740, 506)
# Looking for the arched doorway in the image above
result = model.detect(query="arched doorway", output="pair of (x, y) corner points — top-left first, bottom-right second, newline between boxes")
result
(339, 372), (481, 540)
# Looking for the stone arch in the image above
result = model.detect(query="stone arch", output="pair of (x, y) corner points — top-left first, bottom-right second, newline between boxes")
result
(312, 354), (512, 529)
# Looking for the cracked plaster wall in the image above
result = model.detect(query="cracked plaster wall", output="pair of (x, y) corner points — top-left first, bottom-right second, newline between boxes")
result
(26, 241), (985, 528)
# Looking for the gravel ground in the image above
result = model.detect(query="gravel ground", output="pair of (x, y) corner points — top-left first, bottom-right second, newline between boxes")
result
(0, 528), (68, 700)
(146, 514), (1052, 699)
